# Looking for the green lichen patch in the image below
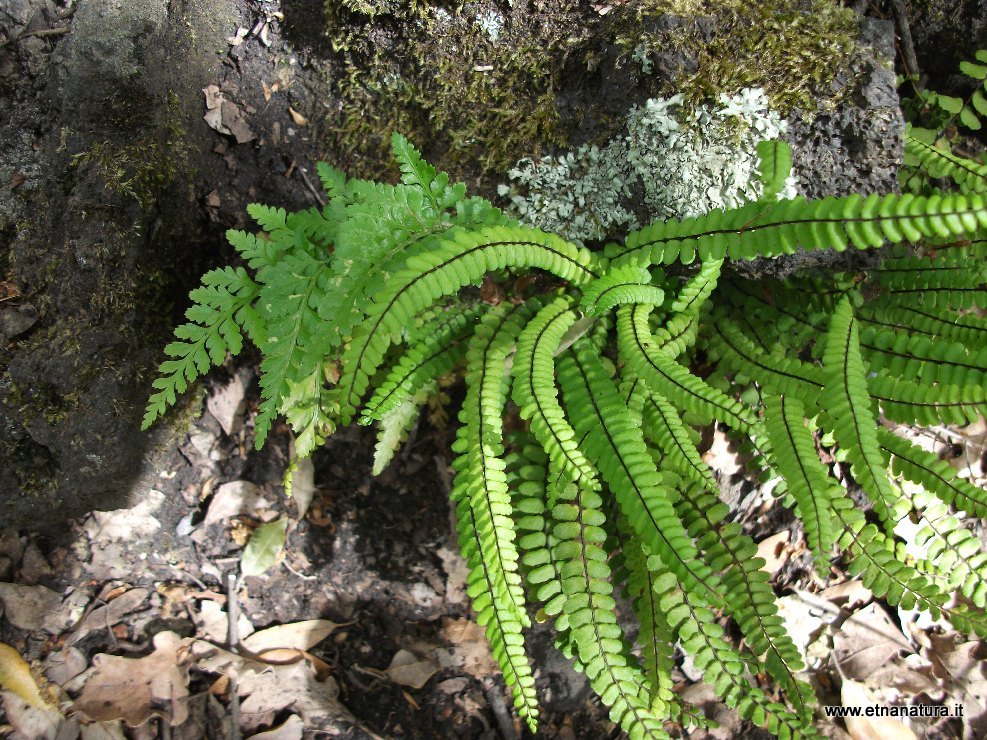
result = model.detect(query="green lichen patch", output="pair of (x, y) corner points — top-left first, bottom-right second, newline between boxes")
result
(609, 0), (859, 115)
(318, 1), (592, 183)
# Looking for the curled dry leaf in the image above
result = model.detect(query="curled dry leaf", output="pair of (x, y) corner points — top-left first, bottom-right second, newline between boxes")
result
(0, 642), (55, 710)
(241, 619), (338, 653)
(75, 631), (192, 727)
(840, 678), (918, 740)
(384, 649), (439, 689)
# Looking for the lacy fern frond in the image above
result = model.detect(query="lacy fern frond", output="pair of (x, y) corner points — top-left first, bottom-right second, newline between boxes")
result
(147, 129), (987, 737)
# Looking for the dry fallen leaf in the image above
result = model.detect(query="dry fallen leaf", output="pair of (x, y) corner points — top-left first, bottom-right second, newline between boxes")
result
(834, 603), (913, 680)
(288, 107), (309, 127)
(204, 481), (271, 525)
(440, 617), (498, 678)
(0, 583), (72, 633)
(84, 490), (165, 544)
(0, 642), (54, 710)
(756, 530), (791, 576)
(841, 678), (918, 740)
(247, 714), (304, 739)
(75, 631), (192, 727)
(237, 659), (348, 734)
(67, 588), (149, 646)
(203, 85), (256, 144)
(384, 649), (439, 689)
(242, 619), (338, 653)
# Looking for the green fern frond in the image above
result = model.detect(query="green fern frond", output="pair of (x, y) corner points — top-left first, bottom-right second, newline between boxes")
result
(868, 374), (987, 426)
(668, 471), (816, 721)
(819, 296), (898, 528)
(905, 133), (987, 193)
(360, 304), (485, 423)
(901, 487), (987, 609)
(547, 483), (671, 737)
(637, 388), (718, 493)
(334, 225), (601, 424)
(879, 427), (987, 518)
(649, 310), (700, 359)
(615, 191), (987, 266)
(858, 323), (987, 386)
(372, 383), (430, 476)
(705, 311), (825, 400)
(578, 266), (664, 317)
(652, 570), (811, 738)
(617, 521), (678, 718)
(617, 304), (758, 434)
(391, 131), (464, 211)
(451, 303), (538, 728)
(762, 395), (837, 571)
(511, 296), (598, 503)
(859, 302), (987, 345)
(832, 495), (947, 615)
(254, 251), (333, 447)
(670, 258), (723, 315)
(143, 266), (261, 429)
(557, 341), (725, 608)
(755, 139), (794, 202)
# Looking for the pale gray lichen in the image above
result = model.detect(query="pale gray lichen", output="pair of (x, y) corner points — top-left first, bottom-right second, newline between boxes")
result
(475, 10), (504, 43)
(501, 88), (798, 243)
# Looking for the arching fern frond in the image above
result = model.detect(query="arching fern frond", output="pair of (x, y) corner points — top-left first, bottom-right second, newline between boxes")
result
(615, 191), (987, 266)
(905, 133), (987, 193)
(667, 471), (816, 722)
(334, 225), (601, 424)
(819, 296), (898, 529)
(669, 258), (723, 315)
(879, 427), (987, 518)
(557, 341), (725, 608)
(451, 303), (539, 728)
(651, 569), (811, 738)
(762, 395), (837, 571)
(360, 304), (485, 423)
(617, 303), (759, 434)
(578, 265), (664, 317)
(511, 296), (598, 503)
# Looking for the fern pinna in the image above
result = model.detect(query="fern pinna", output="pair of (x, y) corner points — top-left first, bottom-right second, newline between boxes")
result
(146, 132), (987, 737)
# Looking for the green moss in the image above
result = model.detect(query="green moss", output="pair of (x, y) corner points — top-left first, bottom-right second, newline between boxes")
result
(68, 97), (190, 210)
(609, 0), (859, 115)
(319, 1), (585, 183)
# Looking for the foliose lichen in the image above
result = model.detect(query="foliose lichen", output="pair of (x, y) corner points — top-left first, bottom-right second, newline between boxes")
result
(501, 88), (797, 243)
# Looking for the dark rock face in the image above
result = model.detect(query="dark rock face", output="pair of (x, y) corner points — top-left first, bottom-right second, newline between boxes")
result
(732, 17), (903, 280)
(0, 0), (237, 529)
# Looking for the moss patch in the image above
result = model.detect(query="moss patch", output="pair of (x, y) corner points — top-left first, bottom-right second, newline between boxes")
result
(318, 1), (591, 182)
(609, 0), (860, 115)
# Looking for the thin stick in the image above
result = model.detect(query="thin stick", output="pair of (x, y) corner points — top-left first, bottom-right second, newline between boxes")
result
(226, 573), (242, 740)
(889, 0), (922, 91)
(297, 165), (327, 207)
(482, 677), (518, 740)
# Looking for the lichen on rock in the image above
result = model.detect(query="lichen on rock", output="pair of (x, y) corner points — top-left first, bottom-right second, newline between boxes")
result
(501, 88), (795, 243)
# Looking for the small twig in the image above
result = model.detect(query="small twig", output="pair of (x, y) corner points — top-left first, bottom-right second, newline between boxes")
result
(482, 677), (518, 740)
(226, 573), (242, 740)
(889, 0), (922, 91)
(20, 26), (71, 39)
(297, 165), (327, 207)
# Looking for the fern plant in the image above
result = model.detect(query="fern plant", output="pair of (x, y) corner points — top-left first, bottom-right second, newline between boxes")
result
(145, 130), (987, 737)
